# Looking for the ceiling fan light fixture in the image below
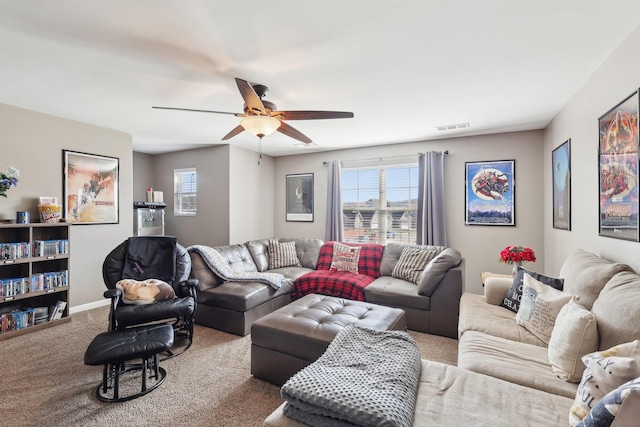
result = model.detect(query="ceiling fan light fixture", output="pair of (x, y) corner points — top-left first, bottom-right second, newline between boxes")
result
(240, 116), (281, 138)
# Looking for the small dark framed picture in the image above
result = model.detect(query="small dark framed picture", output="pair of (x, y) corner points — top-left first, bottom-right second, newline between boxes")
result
(597, 90), (639, 241)
(552, 139), (571, 230)
(286, 173), (314, 222)
(465, 159), (515, 226)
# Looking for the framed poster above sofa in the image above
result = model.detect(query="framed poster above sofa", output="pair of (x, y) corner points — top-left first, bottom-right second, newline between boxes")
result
(286, 173), (314, 222)
(465, 159), (515, 226)
(597, 90), (639, 241)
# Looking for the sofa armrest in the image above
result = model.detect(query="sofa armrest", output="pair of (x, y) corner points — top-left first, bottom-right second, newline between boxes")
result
(428, 266), (463, 338)
(611, 389), (640, 427)
(484, 277), (512, 305)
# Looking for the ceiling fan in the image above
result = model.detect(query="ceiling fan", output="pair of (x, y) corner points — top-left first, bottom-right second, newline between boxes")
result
(153, 78), (354, 144)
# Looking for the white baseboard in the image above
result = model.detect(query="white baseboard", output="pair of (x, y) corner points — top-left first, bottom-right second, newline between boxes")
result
(70, 299), (110, 314)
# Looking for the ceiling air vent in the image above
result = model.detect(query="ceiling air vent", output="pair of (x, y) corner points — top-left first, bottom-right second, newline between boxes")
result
(436, 122), (469, 131)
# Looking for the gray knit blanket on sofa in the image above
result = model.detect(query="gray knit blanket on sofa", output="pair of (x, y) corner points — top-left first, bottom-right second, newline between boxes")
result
(187, 245), (287, 291)
(281, 325), (422, 427)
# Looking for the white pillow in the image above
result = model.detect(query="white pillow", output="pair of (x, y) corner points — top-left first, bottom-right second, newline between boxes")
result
(515, 273), (573, 344)
(548, 298), (599, 382)
(569, 340), (640, 426)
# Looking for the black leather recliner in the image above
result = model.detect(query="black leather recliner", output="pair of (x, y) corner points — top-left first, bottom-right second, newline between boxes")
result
(102, 236), (197, 359)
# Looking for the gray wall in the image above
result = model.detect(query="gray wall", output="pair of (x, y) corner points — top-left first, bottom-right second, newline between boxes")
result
(274, 130), (545, 295)
(0, 103), (133, 310)
(132, 151), (154, 202)
(544, 24), (640, 275)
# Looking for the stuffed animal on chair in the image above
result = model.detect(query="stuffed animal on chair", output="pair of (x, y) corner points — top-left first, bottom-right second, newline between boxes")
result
(116, 279), (176, 305)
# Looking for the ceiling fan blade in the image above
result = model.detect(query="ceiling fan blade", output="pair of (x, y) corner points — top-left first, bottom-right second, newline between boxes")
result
(271, 110), (354, 120)
(221, 125), (245, 140)
(235, 78), (266, 115)
(277, 122), (313, 144)
(152, 106), (239, 115)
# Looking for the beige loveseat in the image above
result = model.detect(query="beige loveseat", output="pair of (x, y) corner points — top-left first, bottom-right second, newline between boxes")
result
(264, 249), (640, 426)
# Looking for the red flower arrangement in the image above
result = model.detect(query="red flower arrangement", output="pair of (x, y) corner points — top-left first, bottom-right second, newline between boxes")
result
(499, 246), (536, 266)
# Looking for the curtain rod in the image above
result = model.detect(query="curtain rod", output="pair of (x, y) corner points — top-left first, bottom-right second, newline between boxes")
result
(322, 150), (448, 166)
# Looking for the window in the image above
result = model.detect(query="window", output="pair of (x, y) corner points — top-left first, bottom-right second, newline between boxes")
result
(174, 168), (197, 216)
(342, 163), (418, 244)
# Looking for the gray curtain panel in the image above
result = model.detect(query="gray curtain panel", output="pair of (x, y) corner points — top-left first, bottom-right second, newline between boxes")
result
(325, 160), (344, 242)
(417, 151), (447, 246)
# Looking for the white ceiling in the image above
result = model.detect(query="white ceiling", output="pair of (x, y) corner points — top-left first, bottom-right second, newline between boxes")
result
(1, 1), (640, 156)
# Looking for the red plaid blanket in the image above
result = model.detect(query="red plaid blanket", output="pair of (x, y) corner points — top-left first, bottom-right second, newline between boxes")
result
(292, 242), (384, 301)
(292, 270), (375, 301)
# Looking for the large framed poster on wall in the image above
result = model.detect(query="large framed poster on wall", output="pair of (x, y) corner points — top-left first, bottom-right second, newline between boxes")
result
(552, 139), (571, 230)
(598, 90), (639, 241)
(63, 150), (119, 224)
(465, 159), (515, 226)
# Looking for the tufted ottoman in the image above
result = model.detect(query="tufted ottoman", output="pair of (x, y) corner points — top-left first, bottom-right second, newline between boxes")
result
(250, 293), (407, 385)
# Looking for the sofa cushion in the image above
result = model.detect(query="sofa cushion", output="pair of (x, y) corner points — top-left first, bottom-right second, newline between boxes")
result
(379, 243), (446, 277)
(501, 265), (564, 313)
(458, 293), (546, 346)
(268, 238), (302, 269)
(559, 249), (632, 310)
(316, 242), (384, 279)
(365, 276), (431, 311)
(417, 248), (462, 297)
(329, 242), (361, 273)
(570, 340), (640, 426)
(211, 244), (259, 273)
(591, 270), (640, 351)
(548, 298), (599, 383)
(246, 239), (270, 272)
(198, 279), (294, 312)
(515, 274), (573, 344)
(280, 238), (324, 269)
(458, 330), (579, 398)
(391, 247), (437, 284)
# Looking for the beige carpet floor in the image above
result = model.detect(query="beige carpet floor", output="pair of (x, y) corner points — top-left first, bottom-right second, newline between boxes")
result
(0, 305), (458, 427)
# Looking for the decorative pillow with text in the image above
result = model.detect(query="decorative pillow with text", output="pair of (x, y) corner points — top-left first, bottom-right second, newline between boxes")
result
(515, 273), (572, 344)
(569, 340), (640, 427)
(501, 265), (564, 313)
(330, 242), (361, 274)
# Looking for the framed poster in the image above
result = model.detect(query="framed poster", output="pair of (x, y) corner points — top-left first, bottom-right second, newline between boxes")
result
(63, 150), (119, 224)
(286, 173), (314, 222)
(465, 159), (515, 226)
(552, 139), (571, 230)
(598, 90), (639, 241)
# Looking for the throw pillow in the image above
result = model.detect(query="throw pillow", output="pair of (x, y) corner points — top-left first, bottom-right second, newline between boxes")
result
(115, 278), (176, 305)
(515, 273), (573, 344)
(577, 377), (640, 427)
(268, 238), (302, 269)
(501, 265), (564, 313)
(391, 247), (437, 284)
(416, 248), (462, 297)
(548, 298), (599, 382)
(569, 340), (640, 427)
(330, 242), (361, 274)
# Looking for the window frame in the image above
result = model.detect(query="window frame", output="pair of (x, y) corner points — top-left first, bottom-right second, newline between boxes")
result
(173, 167), (197, 216)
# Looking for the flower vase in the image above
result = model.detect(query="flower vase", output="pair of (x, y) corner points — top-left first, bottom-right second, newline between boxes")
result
(512, 264), (519, 277)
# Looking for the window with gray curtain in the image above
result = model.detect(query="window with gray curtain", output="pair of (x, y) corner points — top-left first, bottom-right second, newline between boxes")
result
(342, 163), (419, 244)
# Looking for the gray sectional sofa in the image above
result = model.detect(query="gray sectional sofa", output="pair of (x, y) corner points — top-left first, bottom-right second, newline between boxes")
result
(188, 238), (463, 338)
